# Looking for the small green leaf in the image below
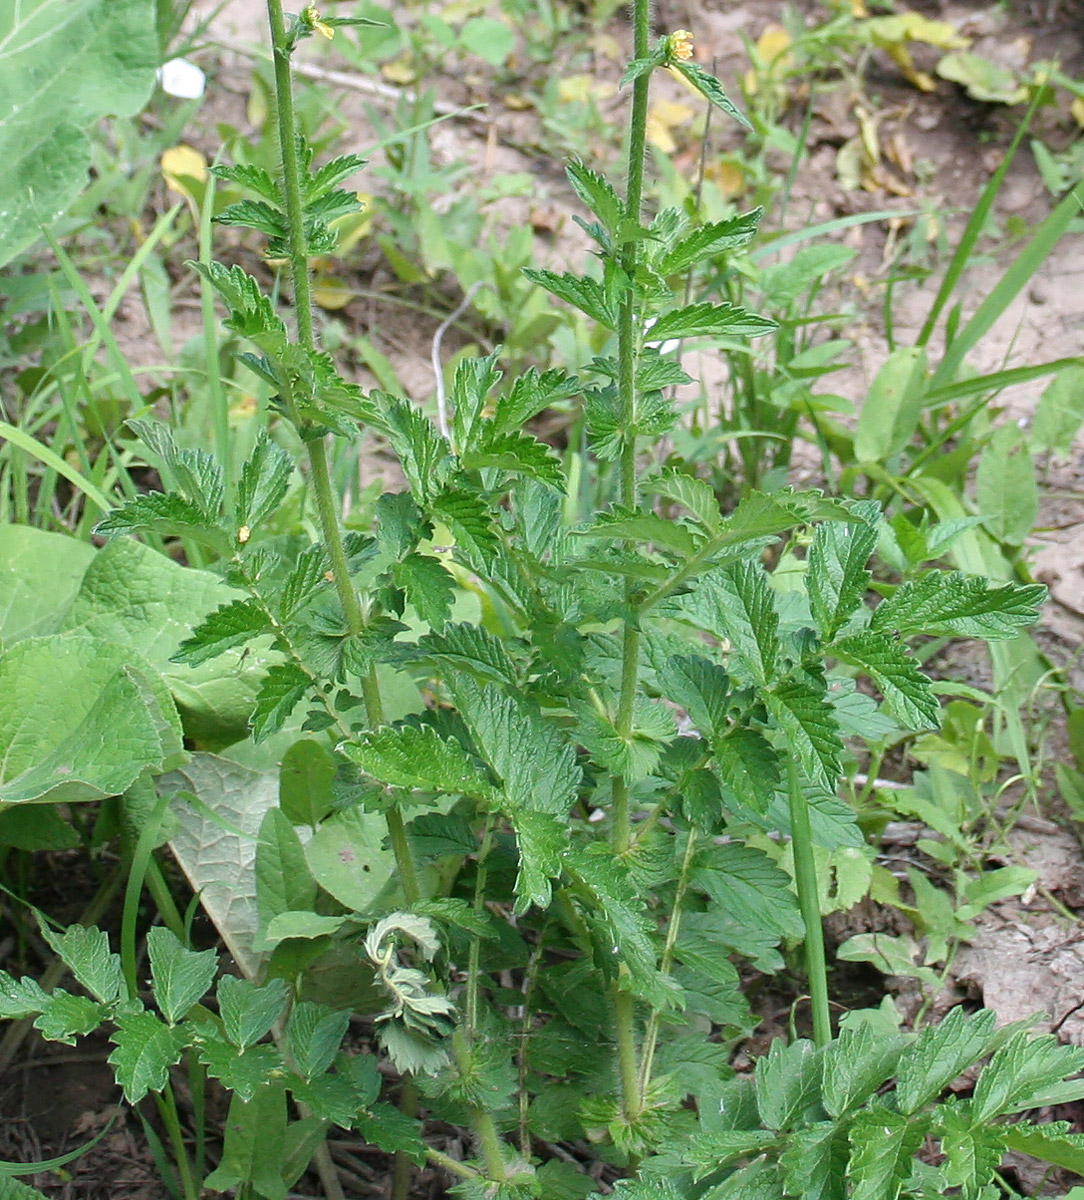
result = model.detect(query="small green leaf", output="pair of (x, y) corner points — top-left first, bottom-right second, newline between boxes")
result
(172, 599), (270, 667)
(95, 492), (229, 553)
(279, 738), (337, 828)
(833, 632), (940, 730)
(971, 1030), (1084, 1122)
(692, 843), (803, 941)
(237, 434), (294, 531)
(217, 975), (290, 1051)
(147, 928), (218, 1025)
(821, 1024), (907, 1118)
(1003, 1121), (1084, 1176)
(714, 727), (780, 814)
(808, 510), (879, 639)
(0, 971), (50, 1019)
(108, 1009), (188, 1103)
(1030, 364), (1084, 460)
(643, 469), (722, 533)
(33, 992), (107, 1045)
(870, 572), (1045, 640)
(566, 160), (624, 233)
(256, 808), (318, 934)
(854, 346), (928, 463)
(286, 1001), (352, 1081)
(676, 560), (779, 686)
(768, 675), (843, 791)
(521, 268), (626, 329)
(754, 1038), (819, 1130)
(975, 423), (1038, 547)
(895, 1006), (997, 1115)
(657, 210), (763, 275)
(40, 922), (123, 1005)
(671, 59), (751, 128)
(450, 352), (502, 454)
(848, 1105), (928, 1200)
(343, 723), (493, 796)
(647, 301), (776, 342)
(251, 662), (310, 743)
(355, 1101), (428, 1166)
(391, 554), (457, 630)
(657, 654), (731, 735)
(198, 1039), (284, 1102)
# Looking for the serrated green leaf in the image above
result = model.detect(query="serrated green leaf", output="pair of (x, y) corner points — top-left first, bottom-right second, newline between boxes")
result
(430, 487), (501, 565)
(306, 152), (368, 200)
(356, 1101), (428, 1166)
(714, 727), (780, 814)
(647, 301), (775, 342)
(1030, 364), (1084, 460)
(0, 1179), (52, 1200)
(463, 429), (565, 489)
(147, 928), (218, 1025)
(33, 991), (107, 1044)
(675, 560), (779, 685)
(808, 511), (879, 638)
(939, 1105), (1006, 1198)
(286, 1001), (351, 1081)
(870, 572), (1045, 640)
(392, 553), (456, 630)
(1003, 1121), (1084, 1175)
(492, 368), (582, 436)
(197, 1039), (284, 1101)
(451, 352), (502, 454)
(643, 470), (722, 533)
(671, 59), (751, 128)
(0, 971), (50, 1019)
(895, 1006), (998, 1115)
(212, 162), (282, 205)
(657, 654), (731, 734)
(692, 842), (803, 941)
(412, 622), (519, 687)
(95, 491), (230, 552)
(768, 675), (843, 790)
(377, 394), (453, 504)
(566, 159), (624, 233)
(342, 723), (493, 796)
(754, 1038), (819, 1131)
(521, 267), (627, 329)
(217, 975), (290, 1051)
(848, 1105), (928, 1200)
(686, 1129), (781, 1179)
(573, 695), (676, 782)
(576, 508), (701, 556)
(780, 1121), (847, 1200)
(971, 1030), (1084, 1122)
(833, 632), (940, 730)
(288, 1071), (362, 1127)
(40, 922), (123, 1005)
(172, 599), (271, 667)
(237, 434), (294, 531)
(822, 1024), (908, 1117)
(251, 662), (310, 743)
(975, 423), (1038, 547)
(658, 209), (763, 275)
(216, 198), (287, 239)
(107, 1010), (188, 1103)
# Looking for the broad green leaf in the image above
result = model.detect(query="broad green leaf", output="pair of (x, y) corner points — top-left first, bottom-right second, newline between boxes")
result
(714, 727), (780, 813)
(0, 0), (158, 268)
(0, 527), (96, 643)
(107, 1010), (188, 1103)
(343, 723), (493, 796)
(197, 1038), (284, 1102)
(355, 1101), (428, 1166)
(462, 429), (565, 490)
(95, 493), (230, 554)
(780, 1121), (847, 1200)
(62, 537), (264, 749)
(573, 695), (677, 781)
(0, 635), (183, 805)
(870, 571), (1045, 640)
(412, 622), (519, 687)
(836, 932), (939, 986)
(163, 754), (278, 978)
(768, 675), (843, 791)
(278, 738), (337, 828)
(939, 1105), (1007, 1197)
(217, 975), (291, 1051)
(833, 632), (940, 730)
(692, 842), (804, 941)
(975, 424), (1038, 547)
(1030, 364), (1084, 460)
(848, 1106), (928, 1200)
(255, 808), (318, 935)
(204, 1082), (289, 1200)
(971, 1030), (1084, 1122)
(286, 1001), (351, 1081)
(288, 1071), (363, 1127)
(429, 488), (501, 566)
(644, 470), (723, 534)
(262, 911), (347, 944)
(821, 1024), (907, 1117)
(648, 301), (776, 342)
(808, 511), (879, 639)
(1003, 1122), (1084, 1176)
(895, 1006), (997, 1114)
(658, 210), (763, 275)
(40, 923), (123, 1005)
(251, 662), (310, 743)
(854, 346), (928, 463)
(391, 554), (457, 629)
(754, 1038), (819, 1131)
(33, 992), (106, 1044)
(657, 654), (731, 735)
(0, 971), (50, 1019)
(304, 806), (396, 914)
(674, 561), (779, 685)
(147, 927), (218, 1025)
(576, 509), (701, 556)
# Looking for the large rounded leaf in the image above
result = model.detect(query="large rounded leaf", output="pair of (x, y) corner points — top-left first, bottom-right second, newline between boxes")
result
(0, 526), (96, 643)
(0, 0), (159, 268)
(0, 635), (184, 805)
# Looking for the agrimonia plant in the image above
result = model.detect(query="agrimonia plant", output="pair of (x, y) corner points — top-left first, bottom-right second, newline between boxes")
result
(4, 4), (1084, 1199)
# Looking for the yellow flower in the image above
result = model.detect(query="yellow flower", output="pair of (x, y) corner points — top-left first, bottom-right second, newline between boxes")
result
(303, 5), (334, 38)
(238, 525), (251, 544)
(668, 29), (694, 62)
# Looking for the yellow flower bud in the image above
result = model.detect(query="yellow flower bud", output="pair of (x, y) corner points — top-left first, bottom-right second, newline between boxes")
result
(238, 525), (251, 544)
(303, 5), (334, 38)
(669, 30), (694, 61)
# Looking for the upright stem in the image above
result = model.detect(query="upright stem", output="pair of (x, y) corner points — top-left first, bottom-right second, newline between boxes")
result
(787, 758), (831, 1047)
(610, 0), (654, 1124)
